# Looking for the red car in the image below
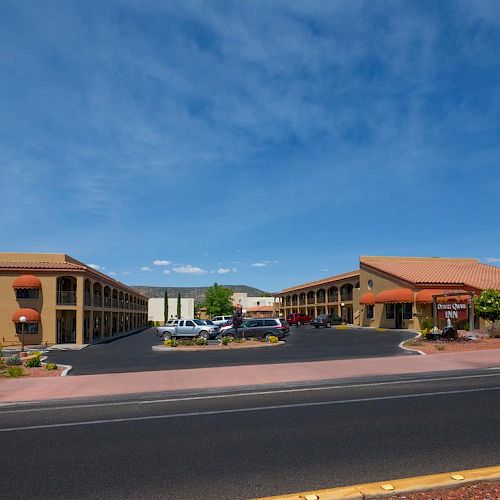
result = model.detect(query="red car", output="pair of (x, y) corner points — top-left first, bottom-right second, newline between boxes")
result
(287, 313), (313, 326)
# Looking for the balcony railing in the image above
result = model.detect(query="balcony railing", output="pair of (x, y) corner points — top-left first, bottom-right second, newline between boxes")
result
(104, 297), (111, 308)
(84, 292), (92, 306)
(112, 299), (118, 308)
(340, 293), (353, 302)
(57, 290), (76, 305)
(93, 295), (102, 307)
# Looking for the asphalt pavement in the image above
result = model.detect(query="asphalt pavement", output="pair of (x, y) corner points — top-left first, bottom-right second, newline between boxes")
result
(45, 326), (417, 375)
(1, 372), (499, 499)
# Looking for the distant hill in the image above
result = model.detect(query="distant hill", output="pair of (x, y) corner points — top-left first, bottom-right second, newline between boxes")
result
(132, 285), (271, 304)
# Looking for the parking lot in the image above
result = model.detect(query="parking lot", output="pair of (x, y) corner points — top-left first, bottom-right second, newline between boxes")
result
(45, 325), (417, 375)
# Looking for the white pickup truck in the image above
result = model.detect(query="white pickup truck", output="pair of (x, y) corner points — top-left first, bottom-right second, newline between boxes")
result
(157, 319), (220, 340)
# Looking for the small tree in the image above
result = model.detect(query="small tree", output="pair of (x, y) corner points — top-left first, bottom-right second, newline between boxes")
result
(163, 290), (169, 325)
(475, 289), (500, 336)
(205, 283), (233, 318)
(177, 292), (182, 319)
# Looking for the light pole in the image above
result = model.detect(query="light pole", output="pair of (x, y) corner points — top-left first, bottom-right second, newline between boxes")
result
(19, 315), (27, 353)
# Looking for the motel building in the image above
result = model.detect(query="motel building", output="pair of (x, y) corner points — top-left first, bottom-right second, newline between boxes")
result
(275, 256), (500, 330)
(0, 253), (148, 347)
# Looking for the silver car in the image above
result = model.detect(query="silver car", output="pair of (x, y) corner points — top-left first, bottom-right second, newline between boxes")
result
(158, 319), (220, 340)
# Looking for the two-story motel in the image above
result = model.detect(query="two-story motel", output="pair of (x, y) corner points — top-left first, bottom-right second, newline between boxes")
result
(0, 253), (148, 346)
(275, 256), (500, 330)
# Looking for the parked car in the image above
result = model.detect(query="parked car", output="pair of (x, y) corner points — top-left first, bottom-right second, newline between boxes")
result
(221, 318), (290, 340)
(212, 315), (233, 325)
(310, 313), (342, 328)
(158, 319), (220, 340)
(287, 313), (313, 326)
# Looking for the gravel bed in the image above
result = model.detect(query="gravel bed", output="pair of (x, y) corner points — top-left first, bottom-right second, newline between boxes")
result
(389, 480), (500, 499)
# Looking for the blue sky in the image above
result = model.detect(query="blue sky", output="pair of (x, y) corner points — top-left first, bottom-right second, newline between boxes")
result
(1, 1), (499, 292)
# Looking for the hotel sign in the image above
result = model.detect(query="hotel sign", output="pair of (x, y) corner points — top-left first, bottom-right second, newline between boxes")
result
(437, 302), (468, 320)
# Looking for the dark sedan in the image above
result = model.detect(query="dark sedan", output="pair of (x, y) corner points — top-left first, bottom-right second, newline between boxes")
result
(221, 318), (290, 340)
(310, 313), (342, 328)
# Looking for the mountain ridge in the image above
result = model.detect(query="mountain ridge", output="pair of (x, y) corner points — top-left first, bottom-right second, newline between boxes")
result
(132, 284), (271, 303)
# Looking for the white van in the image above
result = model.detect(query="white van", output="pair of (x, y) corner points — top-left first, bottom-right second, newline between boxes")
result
(211, 315), (233, 325)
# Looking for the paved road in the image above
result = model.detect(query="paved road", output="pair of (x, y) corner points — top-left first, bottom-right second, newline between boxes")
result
(46, 326), (416, 375)
(1, 372), (499, 499)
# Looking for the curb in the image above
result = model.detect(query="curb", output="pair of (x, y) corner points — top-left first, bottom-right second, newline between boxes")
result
(255, 465), (500, 499)
(399, 332), (426, 356)
(39, 357), (73, 377)
(153, 341), (285, 352)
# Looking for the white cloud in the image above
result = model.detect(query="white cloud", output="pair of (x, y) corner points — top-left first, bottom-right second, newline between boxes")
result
(217, 267), (231, 274)
(122, 271), (131, 275)
(173, 265), (207, 275)
(484, 257), (500, 263)
(153, 260), (171, 266)
(89, 263), (103, 270)
(252, 262), (267, 267)
(108, 271), (117, 276)
(163, 269), (171, 274)
(140, 266), (153, 272)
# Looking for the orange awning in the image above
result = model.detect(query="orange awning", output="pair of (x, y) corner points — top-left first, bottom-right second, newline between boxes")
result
(416, 289), (471, 303)
(359, 292), (375, 305)
(12, 308), (40, 322)
(375, 288), (414, 303)
(12, 275), (41, 289)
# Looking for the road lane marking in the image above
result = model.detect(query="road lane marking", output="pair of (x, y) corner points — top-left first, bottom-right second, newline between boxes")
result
(1, 372), (499, 414)
(0, 386), (498, 433)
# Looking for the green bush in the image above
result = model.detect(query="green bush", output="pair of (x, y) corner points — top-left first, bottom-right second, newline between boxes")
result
(421, 317), (433, 331)
(44, 363), (58, 371)
(25, 356), (42, 368)
(163, 339), (179, 347)
(6, 355), (21, 366)
(6, 366), (24, 378)
(221, 336), (233, 346)
(194, 337), (208, 346)
(29, 351), (43, 358)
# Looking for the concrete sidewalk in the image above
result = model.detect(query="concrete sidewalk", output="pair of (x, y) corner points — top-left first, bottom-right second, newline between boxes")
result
(1, 350), (499, 404)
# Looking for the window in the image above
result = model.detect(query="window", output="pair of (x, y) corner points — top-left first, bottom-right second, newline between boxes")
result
(16, 289), (39, 299)
(16, 322), (38, 334)
(185, 321), (195, 327)
(403, 302), (413, 320)
(367, 279), (373, 290)
(386, 303), (395, 319)
(366, 305), (374, 319)
(264, 319), (277, 326)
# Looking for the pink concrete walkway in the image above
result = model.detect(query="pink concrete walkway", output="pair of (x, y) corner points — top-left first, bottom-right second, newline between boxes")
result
(1, 350), (500, 404)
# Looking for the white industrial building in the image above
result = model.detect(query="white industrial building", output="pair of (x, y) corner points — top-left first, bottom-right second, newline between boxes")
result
(148, 297), (195, 323)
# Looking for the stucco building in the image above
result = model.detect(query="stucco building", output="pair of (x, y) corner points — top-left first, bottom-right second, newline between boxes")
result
(274, 270), (360, 324)
(0, 253), (148, 346)
(275, 256), (500, 330)
(148, 297), (195, 323)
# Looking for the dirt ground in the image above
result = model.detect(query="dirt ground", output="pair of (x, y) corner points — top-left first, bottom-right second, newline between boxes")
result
(389, 480), (500, 499)
(404, 337), (500, 355)
(0, 363), (63, 378)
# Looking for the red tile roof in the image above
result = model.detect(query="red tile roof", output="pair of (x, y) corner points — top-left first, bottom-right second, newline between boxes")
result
(278, 270), (359, 294)
(0, 261), (85, 271)
(0, 261), (147, 298)
(361, 256), (500, 291)
(246, 305), (274, 312)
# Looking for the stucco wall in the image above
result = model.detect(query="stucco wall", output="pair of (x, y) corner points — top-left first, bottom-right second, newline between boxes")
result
(148, 297), (194, 322)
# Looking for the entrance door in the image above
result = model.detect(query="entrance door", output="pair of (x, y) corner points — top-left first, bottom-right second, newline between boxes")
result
(395, 304), (403, 329)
